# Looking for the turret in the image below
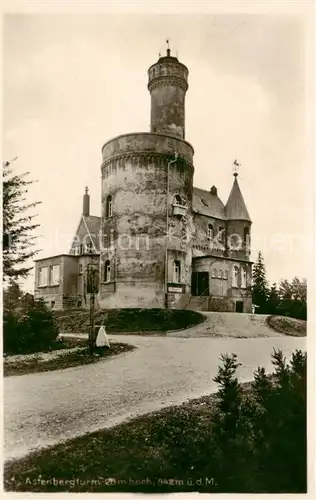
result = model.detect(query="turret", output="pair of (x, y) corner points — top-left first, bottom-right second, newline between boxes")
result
(147, 42), (189, 140)
(225, 171), (251, 259)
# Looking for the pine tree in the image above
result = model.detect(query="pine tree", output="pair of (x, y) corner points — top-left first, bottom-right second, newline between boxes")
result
(2, 159), (41, 280)
(266, 282), (280, 315)
(251, 251), (269, 313)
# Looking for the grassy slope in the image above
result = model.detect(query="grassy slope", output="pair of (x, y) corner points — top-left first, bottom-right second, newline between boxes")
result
(266, 315), (306, 336)
(54, 308), (205, 334)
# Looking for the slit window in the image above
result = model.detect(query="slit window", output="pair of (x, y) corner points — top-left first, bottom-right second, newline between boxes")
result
(173, 260), (181, 283)
(106, 195), (112, 218)
(104, 260), (111, 283)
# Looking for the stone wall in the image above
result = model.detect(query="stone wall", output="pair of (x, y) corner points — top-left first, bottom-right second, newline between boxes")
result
(99, 132), (194, 309)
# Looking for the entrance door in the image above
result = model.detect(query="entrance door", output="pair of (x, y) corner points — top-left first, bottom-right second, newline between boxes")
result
(191, 272), (209, 296)
(236, 301), (244, 313)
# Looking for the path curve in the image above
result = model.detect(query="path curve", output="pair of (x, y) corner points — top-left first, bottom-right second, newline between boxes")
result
(4, 334), (305, 462)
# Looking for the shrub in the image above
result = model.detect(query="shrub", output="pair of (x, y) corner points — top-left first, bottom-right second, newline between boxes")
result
(3, 282), (59, 354)
(209, 349), (307, 493)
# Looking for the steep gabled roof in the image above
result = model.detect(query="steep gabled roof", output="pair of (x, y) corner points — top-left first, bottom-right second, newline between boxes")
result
(225, 175), (251, 222)
(83, 215), (101, 251)
(192, 187), (226, 220)
(69, 215), (101, 254)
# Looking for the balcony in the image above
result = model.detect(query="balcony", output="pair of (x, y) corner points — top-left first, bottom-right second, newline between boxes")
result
(173, 203), (187, 217)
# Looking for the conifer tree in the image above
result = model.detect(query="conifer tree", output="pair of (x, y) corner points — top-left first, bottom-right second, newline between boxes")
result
(251, 251), (269, 313)
(266, 282), (280, 315)
(2, 159), (41, 280)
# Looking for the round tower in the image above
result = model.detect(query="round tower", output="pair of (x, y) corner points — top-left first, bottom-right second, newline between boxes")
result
(148, 46), (188, 140)
(98, 49), (194, 309)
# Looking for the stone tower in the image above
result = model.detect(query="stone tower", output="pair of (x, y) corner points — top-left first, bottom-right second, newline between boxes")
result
(148, 46), (189, 140)
(99, 47), (194, 309)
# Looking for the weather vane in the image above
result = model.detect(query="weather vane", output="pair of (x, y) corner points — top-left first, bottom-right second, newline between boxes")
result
(233, 159), (240, 177)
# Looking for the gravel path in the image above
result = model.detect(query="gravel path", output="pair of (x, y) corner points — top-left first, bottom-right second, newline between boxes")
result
(4, 334), (305, 462)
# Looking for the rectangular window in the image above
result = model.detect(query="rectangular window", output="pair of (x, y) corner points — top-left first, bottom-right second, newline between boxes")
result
(50, 265), (60, 285)
(224, 270), (228, 280)
(212, 268), (217, 278)
(104, 261), (111, 283)
(51, 301), (55, 309)
(241, 267), (247, 288)
(79, 264), (83, 275)
(85, 241), (93, 253)
(39, 267), (48, 286)
(173, 261), (181, 283)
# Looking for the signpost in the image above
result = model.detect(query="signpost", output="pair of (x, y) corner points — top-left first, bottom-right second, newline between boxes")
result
(85, 263), (99, 354)
(167, 283), (186, 294)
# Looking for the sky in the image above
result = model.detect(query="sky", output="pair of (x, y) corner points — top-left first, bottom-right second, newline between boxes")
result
(3, 13), (312, 292)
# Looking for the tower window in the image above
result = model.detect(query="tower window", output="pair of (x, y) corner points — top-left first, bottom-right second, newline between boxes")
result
(241, 267), (247, 288)
(244, 227), (250, 244)
(106, 195), (112, 218)
(104, 260), (111, 283)
(173, 260), (181, 283)
(232, 266), (240, 287)
(207, 224), (214, 240)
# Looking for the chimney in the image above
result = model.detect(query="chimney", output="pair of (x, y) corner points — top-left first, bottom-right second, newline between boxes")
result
(83, 186), (90, 216)
(210, 185), (217, 196)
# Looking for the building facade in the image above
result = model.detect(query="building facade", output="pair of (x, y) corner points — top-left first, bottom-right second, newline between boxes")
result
(34, 49), (253, 313)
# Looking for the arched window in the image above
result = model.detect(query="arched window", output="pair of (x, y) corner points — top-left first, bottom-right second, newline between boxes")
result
(104, 260), (111, 283)
(244, 227), (250, 244)
(232, 266), (240, 287)
(207, 224), (214, 240)
(241, 267), (247, 288)
(173, 260), (181, 283)
(106, 195), (112, 218)
(219, 269), (223, 279)
(174, 194), (182, 205)
(212, 268), (217, 278)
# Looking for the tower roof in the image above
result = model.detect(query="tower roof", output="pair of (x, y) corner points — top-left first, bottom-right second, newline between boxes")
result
(225, 174), (251, 222)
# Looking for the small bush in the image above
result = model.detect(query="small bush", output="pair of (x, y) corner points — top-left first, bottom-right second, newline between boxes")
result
(3, 283), (59, 354)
